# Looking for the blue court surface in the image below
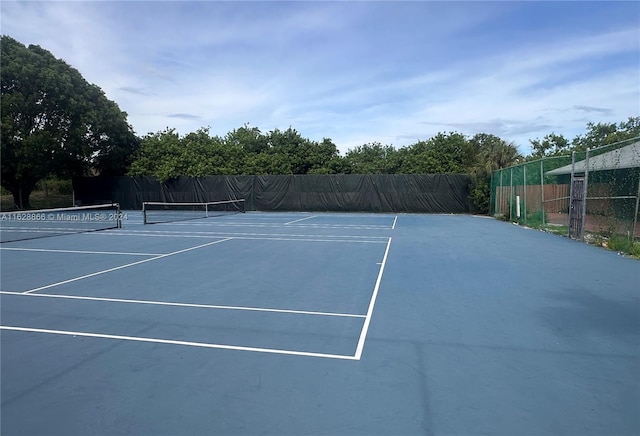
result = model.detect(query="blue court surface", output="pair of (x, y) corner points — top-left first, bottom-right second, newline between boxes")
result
(1, 212), (638, 435)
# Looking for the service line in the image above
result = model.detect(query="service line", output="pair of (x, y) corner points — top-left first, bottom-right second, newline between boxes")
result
(0, 326), (357, 360)
(23, 238), (232, 294)
(0, 247), (162, 256)
(0, 291), (365, 318)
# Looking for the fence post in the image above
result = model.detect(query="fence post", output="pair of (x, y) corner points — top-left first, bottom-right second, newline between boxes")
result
(540, 158), (545, 226)
(510, 167), (514, 221)
(523, 164), (527, 224)
(499, 170), (503, 216)
(568, 152), (575, 238)
(633, 176), (640, 240)
(580, 148), (590, 240)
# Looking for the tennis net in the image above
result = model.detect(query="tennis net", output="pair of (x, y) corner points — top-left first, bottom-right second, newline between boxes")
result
(143, 199), (245, 224)
(0, 203), (122, 243)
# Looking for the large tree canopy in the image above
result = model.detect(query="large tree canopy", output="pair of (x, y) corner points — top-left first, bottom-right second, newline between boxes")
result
(129, 126), (341, 180)
(0, 35), (139, 208)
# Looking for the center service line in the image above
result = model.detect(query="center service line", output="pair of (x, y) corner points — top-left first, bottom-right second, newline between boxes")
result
(354, 237), (392, 360)
(23, 238), (233, 294)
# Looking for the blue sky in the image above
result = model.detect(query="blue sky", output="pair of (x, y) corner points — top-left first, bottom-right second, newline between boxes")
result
(2, 1), (638, 155)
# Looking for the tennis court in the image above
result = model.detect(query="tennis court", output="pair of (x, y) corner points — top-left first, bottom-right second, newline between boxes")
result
(1, 207), (638, 435)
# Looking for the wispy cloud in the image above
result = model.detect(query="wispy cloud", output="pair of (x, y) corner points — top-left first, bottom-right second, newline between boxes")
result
(118, 86), (149, 96)
(167, 113), (202, 120)
(2, 1), (638, 154)
(573, 105), (614, 116)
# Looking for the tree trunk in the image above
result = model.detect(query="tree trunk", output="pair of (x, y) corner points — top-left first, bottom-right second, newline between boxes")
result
(11, 186), (33, 209)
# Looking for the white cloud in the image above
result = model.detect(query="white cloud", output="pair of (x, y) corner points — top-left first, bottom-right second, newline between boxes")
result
(2, 1), (638, 155)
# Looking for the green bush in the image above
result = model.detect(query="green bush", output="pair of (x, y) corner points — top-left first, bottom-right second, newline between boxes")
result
(524, 209), (546, 228)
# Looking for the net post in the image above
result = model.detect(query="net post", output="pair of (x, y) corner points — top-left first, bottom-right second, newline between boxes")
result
(115, 203), (122, 228)
(142, 202), (147, 225)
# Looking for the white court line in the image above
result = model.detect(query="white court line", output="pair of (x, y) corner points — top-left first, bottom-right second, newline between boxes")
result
(99, 230), (390, 239)
(231, 236), (385, 244)
(0, 326), (357, 360)
(392, 215), (398, 230)
(23, 238), (232, 294)
(0, 291), (365, 318)
(354, 237), (392, 360)
(144, 222), (390, 230)
(82, 231), (388, 243)
(0, 247), (162, 256)
(284, 215), (317, 225)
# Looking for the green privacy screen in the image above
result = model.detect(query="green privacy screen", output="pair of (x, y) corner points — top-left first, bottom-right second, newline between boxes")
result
(73, 174), (471, 213)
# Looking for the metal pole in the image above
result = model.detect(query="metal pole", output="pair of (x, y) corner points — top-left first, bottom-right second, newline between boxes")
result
(489, 172), (494, 216)
(540, 158), (545, 226)
(633, 175), (640, 240)
(510, 167), (514, 221)
(499, 170), (503, 217)
(568, 152), (576, 238)
(580, 148), (590, 240)
(523, 164), (527, 224)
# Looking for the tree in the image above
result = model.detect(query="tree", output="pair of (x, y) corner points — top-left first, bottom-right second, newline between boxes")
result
(572, 117), (640, 151)
(128, 128), (181, 181)
(224, 123), (268, 154)
(0, 36), (138, 208)
(571, 121), (618, 151)
(467, 133), (522, 213)
(528, 133), (569, 159)
(129, 127), (247, 180)
(344, 142), (400, 174)
(470, 133), (521, 172)
(399, 132), (472, 174)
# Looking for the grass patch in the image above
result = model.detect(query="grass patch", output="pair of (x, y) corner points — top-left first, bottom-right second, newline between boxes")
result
(543, 224), (568, 236)
(504, 212), (639, 259)
(606, 235), (640, 257)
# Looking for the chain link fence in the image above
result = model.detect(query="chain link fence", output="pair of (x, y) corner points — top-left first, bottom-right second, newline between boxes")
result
(490, 137), (640, 241)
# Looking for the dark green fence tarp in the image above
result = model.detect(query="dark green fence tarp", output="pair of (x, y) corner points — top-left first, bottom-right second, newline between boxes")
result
(73, 174), (470, 213)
